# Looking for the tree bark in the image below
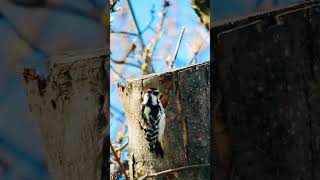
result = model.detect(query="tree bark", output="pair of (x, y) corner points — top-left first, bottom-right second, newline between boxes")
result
(21, 49), (109, 180)
(212, 1), (320, 180)
(118, 62), (210, 180)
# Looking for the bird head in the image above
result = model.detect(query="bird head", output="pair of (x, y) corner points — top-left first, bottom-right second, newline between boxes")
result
(146, 88), (159, 96)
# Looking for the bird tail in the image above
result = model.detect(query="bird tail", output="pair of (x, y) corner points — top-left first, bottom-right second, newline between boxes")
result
(149, 141), (164, 158)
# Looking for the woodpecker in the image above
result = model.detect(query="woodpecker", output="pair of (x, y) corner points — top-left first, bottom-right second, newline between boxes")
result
(141, 88), (166, 158)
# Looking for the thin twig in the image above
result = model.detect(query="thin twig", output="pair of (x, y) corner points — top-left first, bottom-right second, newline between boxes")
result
(111, 30), (137, 36)
(138, 163), (210, 180)
(142, 0), (169, 75)
(1, 13), (49, 58)
(48, 2), (100, 23)
(110, 42), (140, 70)
(111, 58), (141, 69)
(115, 141), (129, 152)
(125, 0), (145, 48)
(109, 140), (130, 180)
(110, 159), (118, 164)
(188, 42), (205, 65)
(0, 135), (47, 172)
(110, 0), (119, 13)
(140, 5), (156, 34)
(9, 1), (101, 23)
(170, 26), (185, 69)
(110, 65), (126, 80)
(9, 0), (46, 7)
(149, 0), (168, 58)
(110, 105), (125, 117)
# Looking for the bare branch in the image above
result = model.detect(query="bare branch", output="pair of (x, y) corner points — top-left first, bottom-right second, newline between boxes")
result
(9, 0), (101, 23)
(188, 42), (205, 65)
(142, 0), (169, 75)
(140, 5), (156, 34)
(48, 2), (100, 23)
(110, 159), (117, 164)
(109, 140), (130, 180)
(110, 0), (119, 13)
(1, 13), (49, 58)
(0, 134), (48, 172)
(124, 0), (145, 48)
(115, 141), (128, 152)
(170, 26), (185, 68)
(110, 105), (125, 117)
(9, 0), (46, 7)
(111, 58), (141, 69)
(111, 30), (137, 36)
(149, 0), (169, 59)
(138, 163), (210, 180)
(110, 41), (141, 71)
(110, 65), (126, 80)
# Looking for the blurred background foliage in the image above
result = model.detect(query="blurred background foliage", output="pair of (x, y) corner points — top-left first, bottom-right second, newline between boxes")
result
(0, 0), (106, 179)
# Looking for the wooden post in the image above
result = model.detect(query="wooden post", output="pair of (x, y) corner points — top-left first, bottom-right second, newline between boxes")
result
(118, 62), (210, 179)
(22, 49), (108, 180)
(212, 1), (320, 180)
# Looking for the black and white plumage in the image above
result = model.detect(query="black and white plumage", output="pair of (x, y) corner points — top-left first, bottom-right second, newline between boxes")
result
(141, 88), (166, 158)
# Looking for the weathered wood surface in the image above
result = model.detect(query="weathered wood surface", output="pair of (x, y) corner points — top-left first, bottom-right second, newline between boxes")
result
(212, 1), (320, 180)
(22, 49), (108, 180)
(118, 62), (210, 180)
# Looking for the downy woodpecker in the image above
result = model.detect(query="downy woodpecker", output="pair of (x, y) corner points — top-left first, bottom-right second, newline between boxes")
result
(141, 88), (166, 158)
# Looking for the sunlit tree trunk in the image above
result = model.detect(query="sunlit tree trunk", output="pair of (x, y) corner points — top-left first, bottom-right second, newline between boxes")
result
(22, 49), (109, 180)
(118, 62), (210, 180)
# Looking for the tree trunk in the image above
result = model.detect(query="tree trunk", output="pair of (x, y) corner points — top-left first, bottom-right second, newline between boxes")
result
(212, 1), (320, 180)
(118, 62), (210, 180)
(21, 49), (109, 180)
